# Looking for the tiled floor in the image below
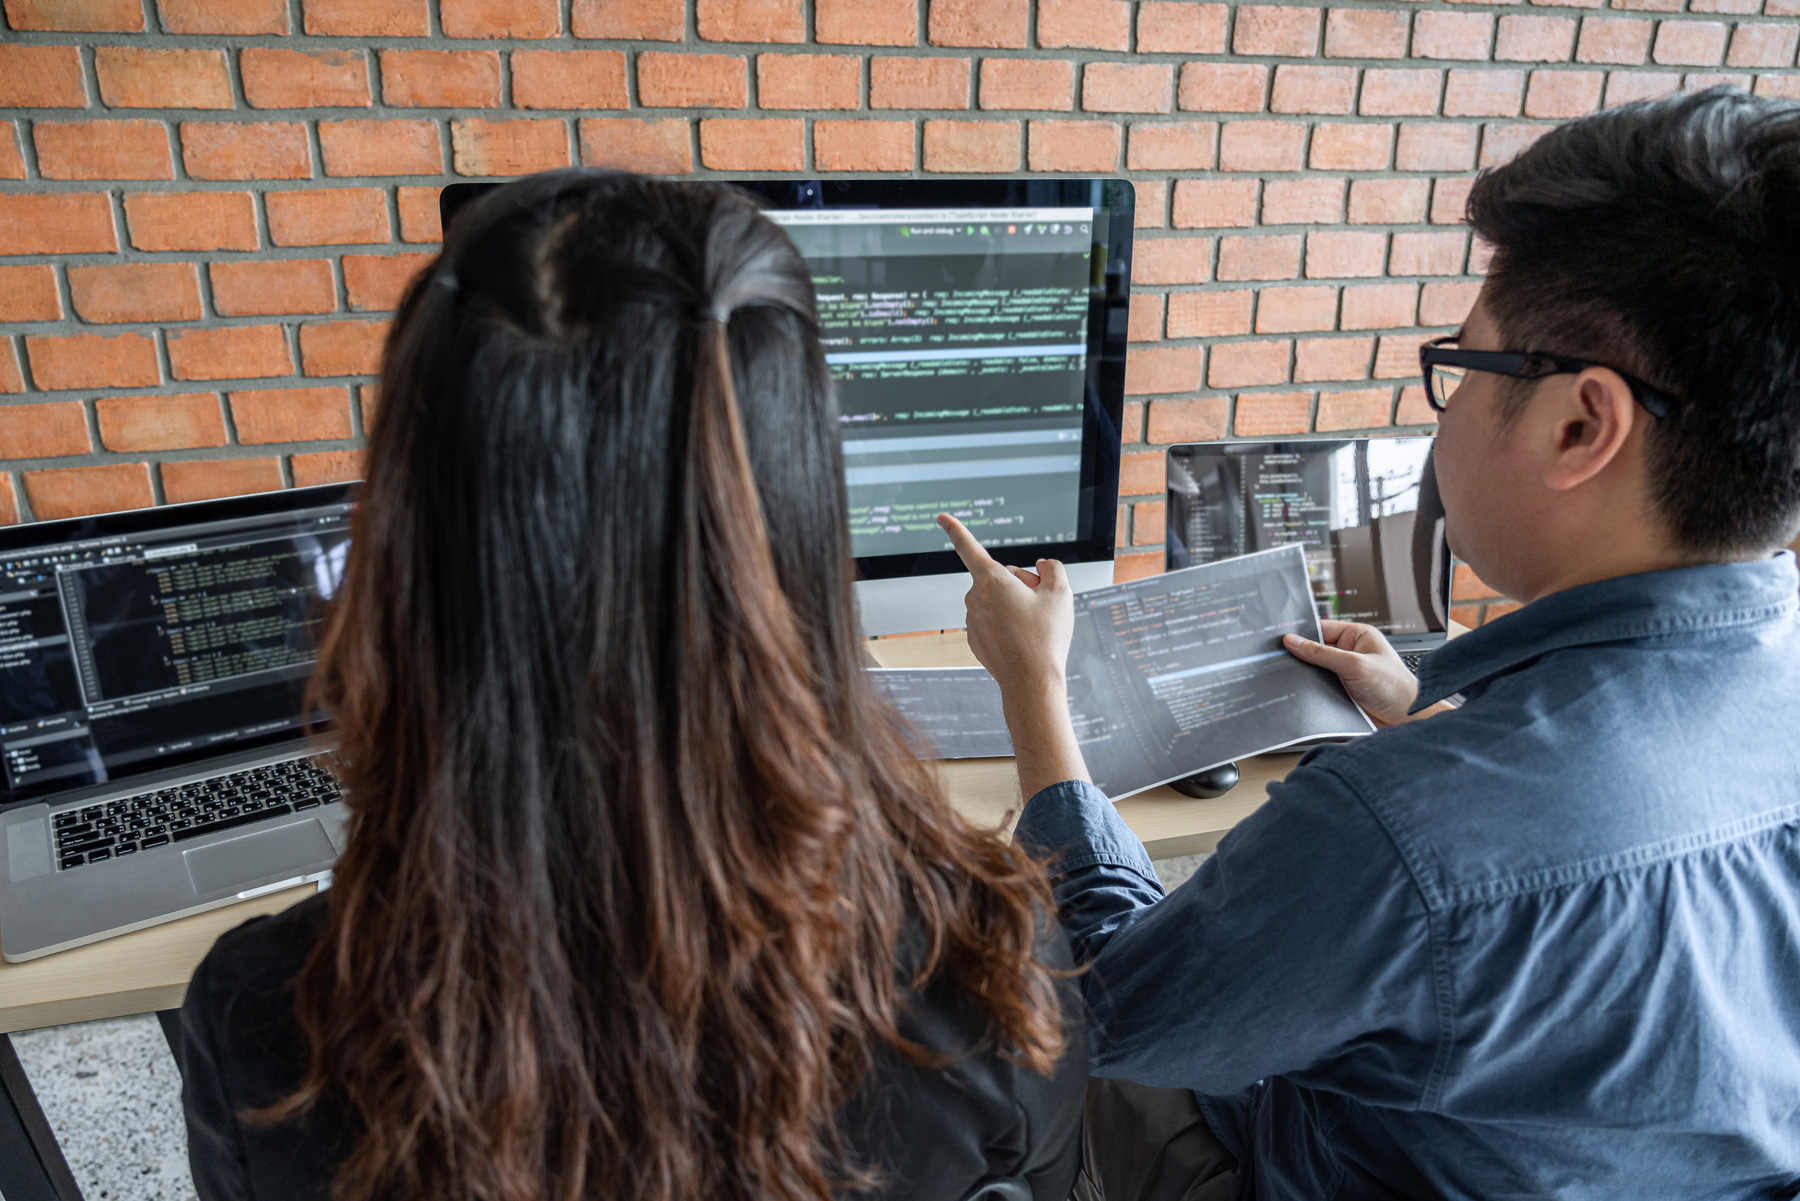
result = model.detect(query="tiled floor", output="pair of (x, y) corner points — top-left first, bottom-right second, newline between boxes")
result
(10, 1014), (196, 1201)
(6, 853), (1208, 1201)
(1151, 853), (1208, 892)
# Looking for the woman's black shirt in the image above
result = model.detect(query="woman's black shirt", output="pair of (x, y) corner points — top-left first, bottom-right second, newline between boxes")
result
(176, 892), (1087, 1201)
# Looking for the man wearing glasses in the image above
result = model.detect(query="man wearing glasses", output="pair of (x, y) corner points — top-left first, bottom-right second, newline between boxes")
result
(942, 88), (1800, 1200)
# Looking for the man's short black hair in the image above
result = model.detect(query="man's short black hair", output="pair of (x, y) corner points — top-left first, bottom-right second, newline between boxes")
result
(1467, 88), (1800, 554)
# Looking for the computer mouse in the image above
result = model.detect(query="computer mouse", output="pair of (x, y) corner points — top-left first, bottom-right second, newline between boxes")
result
(1167, 762), (1240, 799)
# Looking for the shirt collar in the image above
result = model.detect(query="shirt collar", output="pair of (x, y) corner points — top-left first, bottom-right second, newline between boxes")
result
(1412, 551), (1800, 712)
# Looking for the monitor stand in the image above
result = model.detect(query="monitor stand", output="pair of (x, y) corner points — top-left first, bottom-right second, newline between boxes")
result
(855, 560), (1117, 638)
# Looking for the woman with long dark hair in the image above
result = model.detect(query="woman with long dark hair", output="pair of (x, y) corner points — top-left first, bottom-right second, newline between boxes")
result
(176, 172), (1085, 1201)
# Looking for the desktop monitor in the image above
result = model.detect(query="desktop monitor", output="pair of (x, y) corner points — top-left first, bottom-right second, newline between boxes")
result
(440, 177), (1134, 636)
(1165, 438), (1450, 651)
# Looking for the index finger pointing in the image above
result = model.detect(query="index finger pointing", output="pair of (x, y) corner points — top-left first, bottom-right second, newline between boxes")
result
(937, 513), (1005, 578)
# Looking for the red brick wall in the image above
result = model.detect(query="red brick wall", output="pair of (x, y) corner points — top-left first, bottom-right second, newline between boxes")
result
(3, 0), (1794, 623)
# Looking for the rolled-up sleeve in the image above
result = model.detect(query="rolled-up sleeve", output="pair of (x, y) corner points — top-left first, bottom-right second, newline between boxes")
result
(1013, 779), (1165, 965)
(1014, 767), (1440, 1105)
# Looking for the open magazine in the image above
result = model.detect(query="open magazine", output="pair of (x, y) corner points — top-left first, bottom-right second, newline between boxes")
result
(868, 543), (1374, 801)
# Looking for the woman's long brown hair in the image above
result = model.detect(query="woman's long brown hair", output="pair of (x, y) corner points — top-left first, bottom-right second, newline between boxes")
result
(271, 172), (1067, 1201)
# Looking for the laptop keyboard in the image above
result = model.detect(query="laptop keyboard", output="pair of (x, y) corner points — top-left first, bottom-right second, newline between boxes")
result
(51, 755), (344, 872)
(1401, 651), (1428, 676)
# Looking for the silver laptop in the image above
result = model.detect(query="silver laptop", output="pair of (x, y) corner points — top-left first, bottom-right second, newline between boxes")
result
(0, 484), (355, 962)
(1167, 437), (1450, 672)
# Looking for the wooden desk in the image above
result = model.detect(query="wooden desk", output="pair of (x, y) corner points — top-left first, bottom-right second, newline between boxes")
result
(0, 629), (1294, 1037)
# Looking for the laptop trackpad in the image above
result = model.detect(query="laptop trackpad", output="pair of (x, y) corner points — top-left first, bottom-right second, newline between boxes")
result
(184, 819), (335, 895)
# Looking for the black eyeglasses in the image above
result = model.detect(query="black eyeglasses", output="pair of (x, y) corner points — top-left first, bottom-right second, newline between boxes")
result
(1418, 336), (1675, 419)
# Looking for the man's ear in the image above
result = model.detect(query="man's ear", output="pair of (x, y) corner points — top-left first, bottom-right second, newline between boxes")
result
(1539, 368), (1638, 493)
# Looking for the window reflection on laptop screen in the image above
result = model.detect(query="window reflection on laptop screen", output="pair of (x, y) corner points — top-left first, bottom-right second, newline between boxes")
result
(1166, 438), (1448, 640)
(0, 487), (353, 808)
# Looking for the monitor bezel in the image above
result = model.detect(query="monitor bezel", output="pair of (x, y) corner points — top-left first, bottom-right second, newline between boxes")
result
(439, 176), (1134, 580)
(1164, 436), (1451, 648)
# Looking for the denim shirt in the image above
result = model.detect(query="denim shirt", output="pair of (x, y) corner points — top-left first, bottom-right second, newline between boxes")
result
(1017, 553), (1800, 1201)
